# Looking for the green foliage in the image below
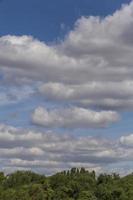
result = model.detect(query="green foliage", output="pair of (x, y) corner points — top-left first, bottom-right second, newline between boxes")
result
(0, 168), (132, 199)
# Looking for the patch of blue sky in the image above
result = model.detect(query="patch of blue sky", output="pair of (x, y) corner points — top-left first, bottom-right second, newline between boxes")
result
(0, 86), (57, 128)
(0, 0), (131, 42)
(69, 112), (133, 139)
(0, 85), (35, 106)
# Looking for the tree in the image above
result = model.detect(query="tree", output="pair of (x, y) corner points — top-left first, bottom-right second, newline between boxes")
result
(78, 191), (97, 200)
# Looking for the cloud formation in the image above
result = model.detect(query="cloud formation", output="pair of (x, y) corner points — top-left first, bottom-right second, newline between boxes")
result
(32, 106), (119, 128)
(1, 3), (133, 73)
(0, 1), (133, 174)
(0, 124), (132, 175)
(0, 2), (133, 111)
(39, 81), (133, 110)
(120, 134), (133, 147)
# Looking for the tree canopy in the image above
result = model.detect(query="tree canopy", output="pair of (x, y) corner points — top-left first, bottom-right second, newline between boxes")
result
(0, 168), (132, 200)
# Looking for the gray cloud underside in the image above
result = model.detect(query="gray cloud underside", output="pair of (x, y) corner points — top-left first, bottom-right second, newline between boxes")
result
(0, 124), (132, 175)
(39, 81), (133, 110)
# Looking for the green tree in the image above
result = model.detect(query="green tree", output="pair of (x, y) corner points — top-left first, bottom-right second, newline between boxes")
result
(78, 191), (97, 200)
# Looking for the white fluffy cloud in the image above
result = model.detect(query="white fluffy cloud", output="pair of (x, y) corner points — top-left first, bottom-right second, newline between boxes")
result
(0, 2), (132, 85)
(120, 134), (133, 147)
(0, 1), (132, 110)
(31, 106), (119, 128)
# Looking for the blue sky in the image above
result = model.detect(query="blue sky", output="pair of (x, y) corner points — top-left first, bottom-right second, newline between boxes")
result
(0, 0), (133, 175)
(0, 0), (131, 41)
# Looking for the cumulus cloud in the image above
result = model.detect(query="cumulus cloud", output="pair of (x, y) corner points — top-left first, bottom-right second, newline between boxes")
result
(39, 81), (133, 110)
(120, 134), (133, 147)
(0, 1), (132, 110)
(0, 124), (132, 175)
(31, 106), (119, 128)
(0, 2), (132, 85)
(39, 81), (133, 100)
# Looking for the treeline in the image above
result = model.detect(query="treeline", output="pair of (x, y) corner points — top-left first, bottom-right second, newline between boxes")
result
(0, 168), (132, 199)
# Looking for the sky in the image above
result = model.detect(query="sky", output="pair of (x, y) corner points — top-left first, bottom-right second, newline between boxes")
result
(0, 0), (133, 175)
